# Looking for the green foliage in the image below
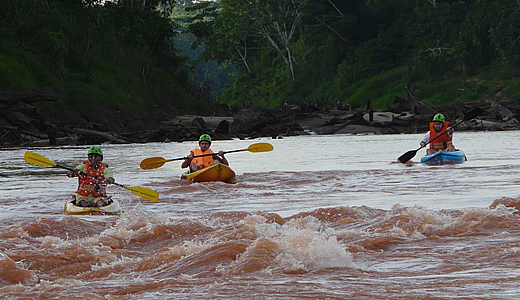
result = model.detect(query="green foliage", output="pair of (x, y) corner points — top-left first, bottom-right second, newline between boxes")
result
(476, 63), (520, 102)
(504, 82), (520, 102)
(148, 67), (195, 109)
(327, 67), (409, 109)
(188, 0), (520, 110)
(0, 0), (208, 121)
(2, 0), (520, 119)
(0, 39), (60, 91)
(481, 63), (519, 81)
(413, 78), (482, 105)
(65, 64), (149, 116)
(0, 53), (38, 91)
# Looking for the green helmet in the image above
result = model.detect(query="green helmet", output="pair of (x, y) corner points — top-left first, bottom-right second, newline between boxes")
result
(199, 134), (211, 143)
(432, 113), (445, 123)
(88, 146), (103, 156)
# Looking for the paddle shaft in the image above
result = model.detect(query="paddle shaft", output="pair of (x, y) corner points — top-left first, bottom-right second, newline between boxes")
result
(189, 148), (244, 158)
(166, 148), (245, 162)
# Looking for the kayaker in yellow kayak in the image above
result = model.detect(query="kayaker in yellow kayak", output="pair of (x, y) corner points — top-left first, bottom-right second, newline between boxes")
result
(420, 113), (456, 155)
(181, 134), (229, 172)
(67, 146), (115, 207)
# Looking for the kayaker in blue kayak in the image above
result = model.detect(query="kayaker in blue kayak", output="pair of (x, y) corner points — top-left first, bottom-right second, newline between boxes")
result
(66, 146), (115, 207)
(420, 113), (456, 155)
(181, 134), (229, 172)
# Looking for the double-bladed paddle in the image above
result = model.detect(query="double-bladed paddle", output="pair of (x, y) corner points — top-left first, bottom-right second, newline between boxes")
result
(397, 107), (483, 163)
(140, 142), (274, 170)
(24, 151), (159, 202)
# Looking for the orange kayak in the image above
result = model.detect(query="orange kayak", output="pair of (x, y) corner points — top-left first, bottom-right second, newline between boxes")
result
(181, 163), (235, 183)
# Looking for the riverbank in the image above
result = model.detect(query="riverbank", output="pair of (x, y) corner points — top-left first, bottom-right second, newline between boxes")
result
(1, 91), (520, 147)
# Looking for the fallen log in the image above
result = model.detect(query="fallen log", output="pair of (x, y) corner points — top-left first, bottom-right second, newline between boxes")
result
(22, 136), (77, 147)
(61, 127), (128, 144)
(0, 91), (61, 104)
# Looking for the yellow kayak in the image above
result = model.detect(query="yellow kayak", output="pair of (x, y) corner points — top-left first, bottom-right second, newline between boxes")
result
(181, 163), (236, 183)
(64, 197), (121, 215)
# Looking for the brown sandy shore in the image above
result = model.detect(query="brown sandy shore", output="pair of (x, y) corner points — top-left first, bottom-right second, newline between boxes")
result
(1, 91), (520, 147)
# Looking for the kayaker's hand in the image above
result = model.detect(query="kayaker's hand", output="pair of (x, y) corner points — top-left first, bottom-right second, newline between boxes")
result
(104, 177), (115, 185)
(187, 153), (194, 160)
(67, 169), (79, 178)
(218, 151), (224, 158)
(420, 141), (426, 148)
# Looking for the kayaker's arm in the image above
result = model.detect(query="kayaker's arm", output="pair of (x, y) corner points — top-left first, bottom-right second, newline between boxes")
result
(217, 151), (229, 166)
(420, 132), (430, 148)
(181, 153), (194, 169)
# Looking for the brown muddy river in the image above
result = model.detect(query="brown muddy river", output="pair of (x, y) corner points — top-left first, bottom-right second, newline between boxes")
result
(1, 131), (520, 299)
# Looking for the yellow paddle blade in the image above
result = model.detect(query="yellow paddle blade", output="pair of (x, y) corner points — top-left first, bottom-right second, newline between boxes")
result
(140, 157), (167, 170)
(24, 151), (57, 167)
(124, 186), (159, 202)
(246, 142), (273, 153)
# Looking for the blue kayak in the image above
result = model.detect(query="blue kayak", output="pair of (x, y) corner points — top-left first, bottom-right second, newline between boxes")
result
(420, 150), (467, 164)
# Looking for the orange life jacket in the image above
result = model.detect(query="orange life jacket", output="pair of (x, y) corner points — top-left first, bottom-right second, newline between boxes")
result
(429, 121), (452, 151)
(191, 148), (214, 169)
(76, 161), (108, 197)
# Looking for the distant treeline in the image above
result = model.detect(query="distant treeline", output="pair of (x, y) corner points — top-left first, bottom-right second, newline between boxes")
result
(188, 0), (520, 109)
(1, 0), (520, 121)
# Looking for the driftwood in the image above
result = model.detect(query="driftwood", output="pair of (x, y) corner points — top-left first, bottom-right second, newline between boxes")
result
(22, 136), (77, 147)
(61, 128), (129, 144)
(0, 91), (61, 104)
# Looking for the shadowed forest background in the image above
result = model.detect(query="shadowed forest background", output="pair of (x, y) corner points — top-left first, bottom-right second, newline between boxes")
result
(1, 0), (520, 125)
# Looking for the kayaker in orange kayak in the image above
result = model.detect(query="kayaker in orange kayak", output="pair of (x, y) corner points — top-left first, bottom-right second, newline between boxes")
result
(420, 113), (456, 155)
(181, 134), (229, 172)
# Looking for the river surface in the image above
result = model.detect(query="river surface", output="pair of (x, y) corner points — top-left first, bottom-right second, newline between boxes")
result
(2, 131), (520, 299)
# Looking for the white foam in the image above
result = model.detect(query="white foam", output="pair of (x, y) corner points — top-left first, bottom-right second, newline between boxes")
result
(238, 215), (352, 272)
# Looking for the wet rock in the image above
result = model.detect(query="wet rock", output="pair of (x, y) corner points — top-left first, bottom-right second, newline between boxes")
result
(335, 124), (385, 134)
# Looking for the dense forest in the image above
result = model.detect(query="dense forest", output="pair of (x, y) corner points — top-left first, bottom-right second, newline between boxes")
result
(1, 0), (520, 123)
(0, 0), (212, 123)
